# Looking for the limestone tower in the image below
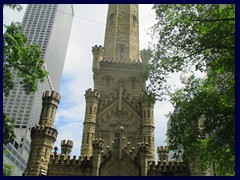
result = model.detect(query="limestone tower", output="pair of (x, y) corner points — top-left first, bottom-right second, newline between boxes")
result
(23, 91), (60, 176)
(103, 4), (139, 61)
(81, 4), (155, 161)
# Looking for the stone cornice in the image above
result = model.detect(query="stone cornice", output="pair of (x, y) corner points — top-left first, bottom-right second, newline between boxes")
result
(99, 58), (143, 70)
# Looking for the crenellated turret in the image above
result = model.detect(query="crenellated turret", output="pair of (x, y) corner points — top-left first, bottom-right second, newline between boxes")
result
(138, 142), (150, 176)
(141, 93), (155, 162)
(92, 138), (104, 176)
(157, 146), (169, 161)
(39, 90), (61, 127)
(140, 49), (151, 66)
(80, 88), (101, 159)
(23, 91), (60, 176)
(61, 140), (74, 157)
(92, 45), (104, 73)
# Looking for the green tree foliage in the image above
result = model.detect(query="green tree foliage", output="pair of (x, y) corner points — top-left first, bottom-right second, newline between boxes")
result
(3, 22), (48, 97)
(3, 4), (23, 12)
(3, 160), (14, 176)
(3, 113), (15, 145)
(3, 145), (14, 176)
(149, 4), (235, 175)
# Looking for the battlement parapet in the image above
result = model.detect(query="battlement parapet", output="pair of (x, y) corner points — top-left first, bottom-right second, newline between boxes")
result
(49, 154), (86, 166)
(42, 91), (61, 103)
(61, 140), (74, 147)
(31, 125), (58, 140)
(85, 88), (101, 99)
(138, 142), (149, 153)
(157, 146), (168, 152)
(92, 138), (104, 149)
(98, 58), (144, 71)
(92, 45), (104, 54)
(100, 57), (142, 65)
(149, 160), (187, 172)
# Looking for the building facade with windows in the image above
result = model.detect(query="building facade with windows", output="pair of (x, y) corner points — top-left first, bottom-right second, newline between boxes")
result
(3, 4), (74, 176)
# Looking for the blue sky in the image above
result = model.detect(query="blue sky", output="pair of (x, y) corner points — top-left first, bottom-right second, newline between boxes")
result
(3, 4), (182, 159)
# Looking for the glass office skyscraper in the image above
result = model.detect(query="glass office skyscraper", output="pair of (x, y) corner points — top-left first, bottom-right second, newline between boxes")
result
(3, 4), (74, 175)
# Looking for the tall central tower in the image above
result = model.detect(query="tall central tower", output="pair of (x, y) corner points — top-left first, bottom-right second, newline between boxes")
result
(104, 4), (139, 61)
(80, 4), (155, 162)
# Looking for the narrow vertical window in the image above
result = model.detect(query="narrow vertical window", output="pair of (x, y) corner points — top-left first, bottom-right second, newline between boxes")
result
(120, 47), (124, 60)
(51, 107), (55, 118)
(110, 13), (114, 25)
(94, 107), (96, 115)
(89, 107), (92, 114)
(133, 15), (137, 27)
(148, 136), (151, 144)
(92, 132), (94, 141)
(87, 132), (90, 144)
(45, 149), (48, 158)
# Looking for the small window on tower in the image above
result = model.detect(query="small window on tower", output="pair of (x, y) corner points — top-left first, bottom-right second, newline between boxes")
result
(87, 132), (90, 144)
(133, 14), (137, 27)
(148, 136), (151, 144)
(89, 107), (92, 114)
(120, 47), (124, 60)
(94, 107), (96, 115)
(110, 13), (114, 25)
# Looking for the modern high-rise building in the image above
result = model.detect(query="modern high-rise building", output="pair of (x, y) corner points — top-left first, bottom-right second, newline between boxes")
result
(3, 4), (74, 176)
